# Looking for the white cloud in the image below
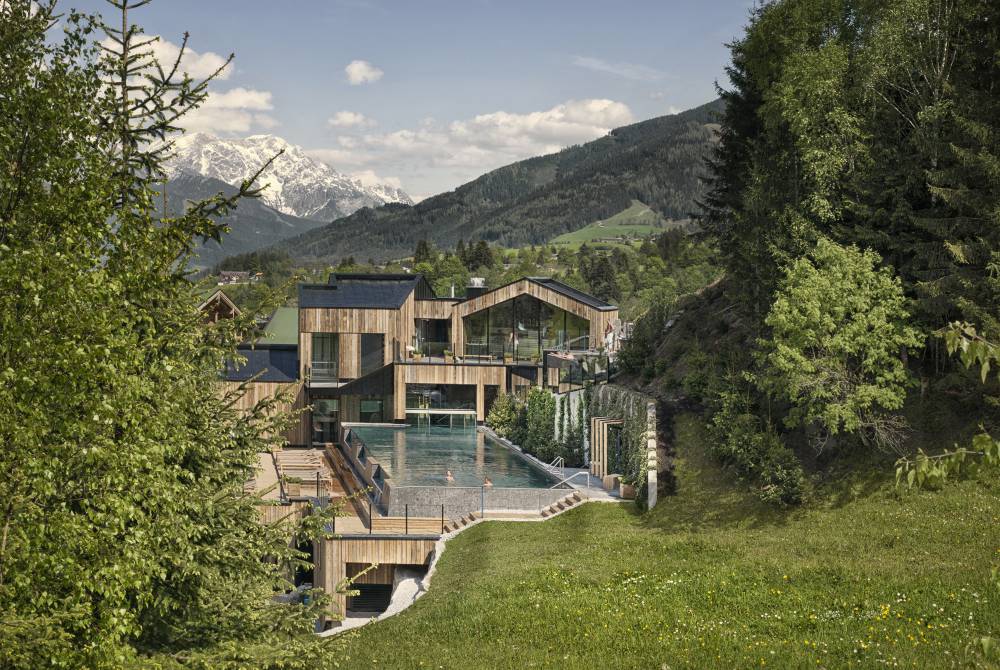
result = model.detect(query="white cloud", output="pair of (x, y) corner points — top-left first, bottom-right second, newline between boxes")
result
(308, 98), (633, 196)
(328, 110), (376, 128)
(345, 60), (383, 85)
(149, 37), (232, 80)
(352, 169), (403, 190)
(185, 87), (277, 135)
(573, 55), (663, 81)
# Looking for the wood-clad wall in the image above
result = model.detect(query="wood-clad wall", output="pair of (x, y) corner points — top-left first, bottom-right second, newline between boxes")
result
(315, 537), (436, 618)
(414, 298), (458, 320)
(299, 293), (416, 381)
(222, 381), (310, 446)
(451, 279), (620, 355)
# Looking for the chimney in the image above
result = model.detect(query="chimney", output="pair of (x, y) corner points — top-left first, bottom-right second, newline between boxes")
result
(466, 277), (487, 300)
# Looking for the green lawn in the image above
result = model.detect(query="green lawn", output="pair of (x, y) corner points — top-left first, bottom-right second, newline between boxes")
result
(549, 200), (683, 249)
(335, 414), (1000, 668)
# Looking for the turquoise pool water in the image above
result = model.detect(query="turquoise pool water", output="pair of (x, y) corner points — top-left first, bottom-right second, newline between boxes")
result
(348, 425), (557, 488)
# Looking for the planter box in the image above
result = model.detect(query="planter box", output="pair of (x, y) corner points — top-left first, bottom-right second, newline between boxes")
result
(602, 474), (622, 491)
(619, 483), (636, 500)
(285, 481), (301, 497)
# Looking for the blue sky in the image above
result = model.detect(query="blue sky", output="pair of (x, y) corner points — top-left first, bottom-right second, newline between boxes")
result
(70, 0), (756, 199)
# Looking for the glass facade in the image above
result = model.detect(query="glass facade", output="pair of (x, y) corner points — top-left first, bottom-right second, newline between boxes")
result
(405, 384), (476, 410)
(463, 296), (591, 362)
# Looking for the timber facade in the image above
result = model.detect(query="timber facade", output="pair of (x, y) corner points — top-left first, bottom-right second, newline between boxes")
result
(225, 273), (620, 446)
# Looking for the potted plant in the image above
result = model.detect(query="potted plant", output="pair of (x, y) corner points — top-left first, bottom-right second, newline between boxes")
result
(443, 349), (454, 363)
(284, 476), (302, 497)
(619, 477), (636, 500)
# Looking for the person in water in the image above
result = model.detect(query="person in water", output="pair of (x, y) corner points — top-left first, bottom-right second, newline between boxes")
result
(483, 476), (493, 488)
(445, 470), (454, 482)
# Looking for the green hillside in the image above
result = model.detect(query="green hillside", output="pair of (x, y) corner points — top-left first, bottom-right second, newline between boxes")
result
(335, 414), (1000, 669)
(272, 99), (722, 264)
(549, 199), (685, 249)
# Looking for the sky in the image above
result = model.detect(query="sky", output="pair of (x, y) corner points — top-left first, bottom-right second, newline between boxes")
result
(68, 0), (757, 200)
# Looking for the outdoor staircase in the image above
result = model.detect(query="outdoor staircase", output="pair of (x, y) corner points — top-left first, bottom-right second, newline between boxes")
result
(442, 511), (481, 533)
(540, 491), (585, 518)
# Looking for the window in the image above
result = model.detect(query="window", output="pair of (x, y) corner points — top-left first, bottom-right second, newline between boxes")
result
(513, 294), (540, 361)
(311, 333), (338, 381)
(463, 310), (489, 358)
(359, 397), (384, 422)
(360, 334), (385, 377)
(566, 312), (590, 350)
(405, 384), (476, 410)
(488, 300), (513, 360)
(465, 296), (591, 361)
(312, 398), (339, 444)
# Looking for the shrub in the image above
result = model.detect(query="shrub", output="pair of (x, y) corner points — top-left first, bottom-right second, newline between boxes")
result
(523, 388), (557, 461)
(709, 388), (804, 506)
(486, 392), (518, 439)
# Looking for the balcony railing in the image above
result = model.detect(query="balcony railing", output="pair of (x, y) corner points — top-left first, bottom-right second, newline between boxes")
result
(309, 361), (338, 382)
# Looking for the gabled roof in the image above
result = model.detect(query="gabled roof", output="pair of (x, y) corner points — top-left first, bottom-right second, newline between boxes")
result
(298, 273), (436, 309)
(224, 344), (298, 383)
(198, 288), (241, 315)
(526, 277), (618, 311)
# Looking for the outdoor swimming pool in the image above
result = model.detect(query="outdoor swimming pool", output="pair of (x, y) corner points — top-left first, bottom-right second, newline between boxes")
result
(348, 424), (557, 489)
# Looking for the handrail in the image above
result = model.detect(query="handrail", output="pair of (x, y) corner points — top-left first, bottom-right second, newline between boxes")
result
(549, 471), (592, 489)
(342, 428), (386, 508)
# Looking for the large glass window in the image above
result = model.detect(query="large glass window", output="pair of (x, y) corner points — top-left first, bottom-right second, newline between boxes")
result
(463, 310), (489, 359)
(405, 384), (476, 410)
(311, 333), (338, 381)
(540, 301), (564, 351)
(488, 299), (513, 360)
(360, 333), (384, 377)
(566, 312), (590, 350)
(463, 296), (591, 362)
(513, 294), (540, 361)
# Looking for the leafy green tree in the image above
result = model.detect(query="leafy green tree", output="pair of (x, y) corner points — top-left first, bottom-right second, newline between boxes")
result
(486, 392), (518, 439)
(0, 2), (336, 667)
(757, 238), (923, 452)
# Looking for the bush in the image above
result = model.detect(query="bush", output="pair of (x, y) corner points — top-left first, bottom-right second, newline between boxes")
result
(523, 388), (557, 461)
(709, 389), (804, 506)
(486, 392), (518, 439)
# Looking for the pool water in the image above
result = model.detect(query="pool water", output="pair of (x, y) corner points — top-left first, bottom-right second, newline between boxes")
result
(348, 425), (557, 488)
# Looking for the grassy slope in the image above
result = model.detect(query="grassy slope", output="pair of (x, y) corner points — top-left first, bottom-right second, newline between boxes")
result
(335, 414), (999, 669)
(549, 200), (676, 248)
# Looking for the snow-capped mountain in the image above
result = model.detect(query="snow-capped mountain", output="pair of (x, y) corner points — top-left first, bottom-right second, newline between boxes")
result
(164, 132), (412, 221)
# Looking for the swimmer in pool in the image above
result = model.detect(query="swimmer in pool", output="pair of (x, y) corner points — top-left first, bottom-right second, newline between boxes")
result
(483, 476), (493, 488)
(445, 470), (454, 482)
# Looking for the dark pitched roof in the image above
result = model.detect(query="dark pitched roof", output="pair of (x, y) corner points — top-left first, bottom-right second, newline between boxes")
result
(298, 273), (435, 309)
(224, 344), (298, 382)
(463, 277), (617, 311)
(527, 277), (618, 311)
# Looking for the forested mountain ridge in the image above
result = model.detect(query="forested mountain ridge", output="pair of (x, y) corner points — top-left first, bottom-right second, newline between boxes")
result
(157, 173), (327, 269)
(274, 99), (723, 263)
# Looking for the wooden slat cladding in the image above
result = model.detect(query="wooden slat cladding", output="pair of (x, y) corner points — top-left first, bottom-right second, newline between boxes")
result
(316, 536), (436, 618)
(346, 562), (396, 585)
(300, 294), (416, 380)
(414, 299), (458, 320)
(222, 381), (310, 445)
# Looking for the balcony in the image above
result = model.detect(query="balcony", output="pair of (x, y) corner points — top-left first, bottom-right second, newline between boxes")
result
(307, 361), (339, 385)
